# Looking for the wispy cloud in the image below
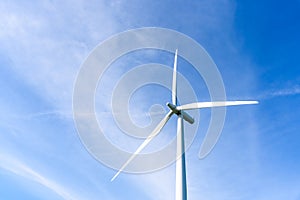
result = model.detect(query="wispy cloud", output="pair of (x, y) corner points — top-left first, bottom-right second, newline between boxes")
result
(268, 86), (300, 97)
(259, 85), (300, 99)
(0, 0), (120, 110)
(0, 154), (82, 200)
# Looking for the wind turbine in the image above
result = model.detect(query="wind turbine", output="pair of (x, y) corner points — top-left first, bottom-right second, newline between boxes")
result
(111, 49), (258, 200)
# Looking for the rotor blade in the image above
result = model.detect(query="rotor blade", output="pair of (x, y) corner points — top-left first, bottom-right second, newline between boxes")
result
(111, 111), (174, 181)
(177, 101), (259, 110)
(172, 49), (178, 105)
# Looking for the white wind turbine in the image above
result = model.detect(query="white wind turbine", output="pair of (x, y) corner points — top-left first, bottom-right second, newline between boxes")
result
(111, 49), (258, 200)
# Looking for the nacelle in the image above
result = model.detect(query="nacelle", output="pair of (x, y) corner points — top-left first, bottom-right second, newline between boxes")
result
(167, 102), (194, 124)
(181, 110), (194, 124)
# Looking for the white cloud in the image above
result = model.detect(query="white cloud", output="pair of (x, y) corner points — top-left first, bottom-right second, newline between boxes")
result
(0, 0), (119, 110)
(262, 85), (300, 98)
(0, 154), (81, 200)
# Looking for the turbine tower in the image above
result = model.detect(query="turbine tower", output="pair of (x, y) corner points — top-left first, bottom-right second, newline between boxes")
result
(111, 49), (258, 200)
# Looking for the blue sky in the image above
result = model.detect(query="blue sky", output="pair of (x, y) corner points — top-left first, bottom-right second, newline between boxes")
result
(1, 0), (300, 199)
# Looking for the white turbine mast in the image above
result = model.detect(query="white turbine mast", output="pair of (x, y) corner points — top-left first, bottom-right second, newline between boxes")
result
(111, 49), (258, 200)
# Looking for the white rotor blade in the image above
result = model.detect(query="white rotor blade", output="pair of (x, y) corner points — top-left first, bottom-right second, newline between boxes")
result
(172, 49), (178, 105)
(177, 101), (259, 110)
(111, 111), (174, 181)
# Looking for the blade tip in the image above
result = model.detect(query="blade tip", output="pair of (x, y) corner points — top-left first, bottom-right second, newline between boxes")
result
(111, 171), (121, 182)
